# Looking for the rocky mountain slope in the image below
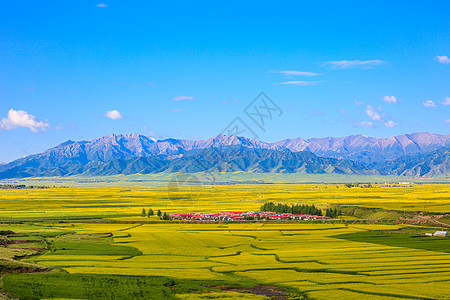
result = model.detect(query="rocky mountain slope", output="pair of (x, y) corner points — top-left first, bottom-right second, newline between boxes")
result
(274, 132), (450, 164)
(0, 132), (448, 178)
(374, 147), (450, 177)
(0, 147), (373, 178)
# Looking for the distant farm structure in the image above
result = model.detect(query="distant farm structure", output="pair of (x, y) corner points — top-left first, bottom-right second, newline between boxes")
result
(168, 202), (335, 222)
(170, 211), (328, 222)
(433, 231), (448, 237)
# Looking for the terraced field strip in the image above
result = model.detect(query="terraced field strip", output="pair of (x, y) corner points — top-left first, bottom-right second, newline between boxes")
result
(22, 222), (450, 299)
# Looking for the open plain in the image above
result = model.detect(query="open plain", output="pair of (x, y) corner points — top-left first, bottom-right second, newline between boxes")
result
(0, 178), (450, 299)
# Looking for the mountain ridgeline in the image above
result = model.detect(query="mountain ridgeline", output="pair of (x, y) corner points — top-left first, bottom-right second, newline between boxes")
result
(0, 132), (449, 179)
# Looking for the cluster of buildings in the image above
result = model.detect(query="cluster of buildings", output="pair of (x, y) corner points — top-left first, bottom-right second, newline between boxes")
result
(169, 211), (327, 222)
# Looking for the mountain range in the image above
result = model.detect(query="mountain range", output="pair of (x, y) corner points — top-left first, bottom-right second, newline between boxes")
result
(0, 132), (449, 179)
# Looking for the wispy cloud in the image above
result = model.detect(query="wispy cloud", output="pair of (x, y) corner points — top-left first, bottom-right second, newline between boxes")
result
(220, 99), (239, 104)
(357, 121), (375, 128)
(105, 110), (123, 120)
(271, 70), (323, 77)
(422, 100), (436, 108)
(363, 105), (397, 127)
(442, 97), (450, 106)
(97, 3), (107, 8)
(383, 120), (397, 128)
(55, 123), (75, 131)
(446, 119), (450, 126)
(382, 95), (398, 104)
(435, 55), (450, 64)
(324, 60), (385, 69)
(172, 108), (182, 112)
(273, 81), (326, 86)
(365, 105), (382, 121)
(174, 95), (195, 101)
(354, 99), (364, 106)
(0, 109), (49, 132)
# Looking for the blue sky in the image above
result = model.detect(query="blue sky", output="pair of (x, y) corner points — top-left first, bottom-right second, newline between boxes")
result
(0, 1), (449, 162)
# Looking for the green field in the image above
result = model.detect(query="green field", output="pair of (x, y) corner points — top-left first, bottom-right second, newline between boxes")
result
(2, 173), (450, 187)
(0, 178), (449, 299)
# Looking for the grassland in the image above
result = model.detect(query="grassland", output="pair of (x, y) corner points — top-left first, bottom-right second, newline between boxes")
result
(2, 173), (449, 186)
(0, 179), (449, 299)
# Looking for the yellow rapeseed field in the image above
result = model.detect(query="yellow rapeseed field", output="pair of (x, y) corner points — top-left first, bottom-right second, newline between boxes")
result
(24, 222), (450, 299)
(1, 183), (450, 299)
(0, 183), (449, 222)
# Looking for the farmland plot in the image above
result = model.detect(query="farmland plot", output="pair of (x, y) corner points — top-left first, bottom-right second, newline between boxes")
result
(1, 183), (450, 299)
(0, 184), (450, 223)
(16, 223), (450, 299)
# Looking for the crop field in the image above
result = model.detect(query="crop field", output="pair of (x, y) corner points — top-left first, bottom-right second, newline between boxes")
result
(1, 222), (449, 299)
(0, 181), (449, 299)
(0, 182), (449, 223)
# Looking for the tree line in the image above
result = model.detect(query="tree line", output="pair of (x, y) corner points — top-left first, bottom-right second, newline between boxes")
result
(260, 202), (322, 216)
(0, 184), (51, 189)
(325, 207), (341, 218)
(141, 208), (170, 220)
(344, 183), (372, 188)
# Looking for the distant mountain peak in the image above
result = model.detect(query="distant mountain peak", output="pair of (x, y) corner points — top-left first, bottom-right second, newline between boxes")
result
(0, 132), (448, 179)
(57, 140), (75, 147)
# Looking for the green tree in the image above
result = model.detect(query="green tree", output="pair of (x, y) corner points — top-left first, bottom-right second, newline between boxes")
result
(157, 210), (162, 217)
(141, 208), (146, 216)
(147, 209), (154, 217)
(261, 202), (323, 216)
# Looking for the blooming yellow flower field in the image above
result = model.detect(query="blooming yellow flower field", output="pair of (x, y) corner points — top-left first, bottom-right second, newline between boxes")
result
(1, 183), (450, 299)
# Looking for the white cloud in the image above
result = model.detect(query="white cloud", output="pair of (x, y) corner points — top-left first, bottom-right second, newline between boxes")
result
(442, 97), (450, 106)
(273, 81), (325, 86)
(105, 110), (123, 120)
(357, 121), (374, 128)
(422, 100), (436, 108)
(172, 108), (182, 112)
(0, 109), (49, 132)
(365, 105), (382, 121)
(174, 95), (195, 101)
(271, 70), (322, 77)
(446, 119), (450, 126)
(435, 55), (450, 64)
(382, 95), (398, 104)
(359, 105), (399, 128)
(324, 60), (385, 69)
(383, 120), (397, 128)
(354, 99), (364, 106)
(97, 3), (107, 7)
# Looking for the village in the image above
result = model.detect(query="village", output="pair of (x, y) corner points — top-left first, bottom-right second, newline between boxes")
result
(169, 211), (328, 222)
